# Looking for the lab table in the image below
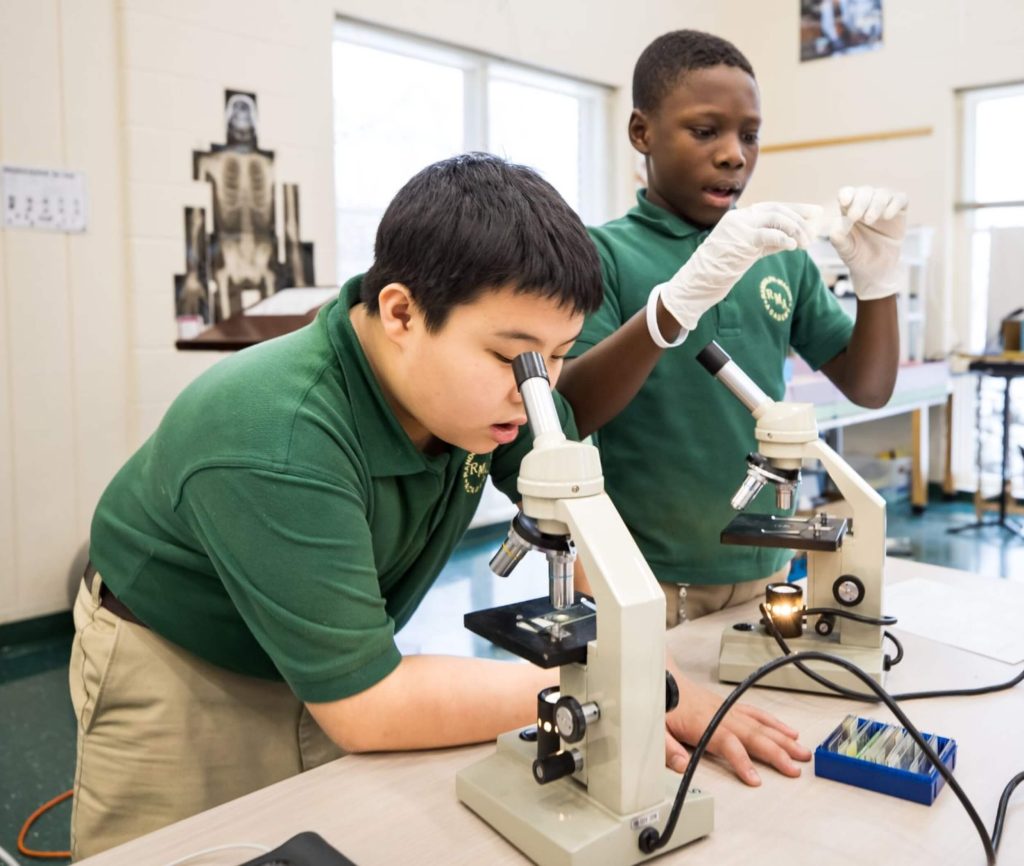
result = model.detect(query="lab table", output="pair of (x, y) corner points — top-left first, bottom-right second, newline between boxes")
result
(76, 557), (1023, 866)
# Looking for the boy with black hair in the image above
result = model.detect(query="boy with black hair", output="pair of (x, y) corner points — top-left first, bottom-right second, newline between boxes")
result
(71, 153), (806, 859)
(559, 30), (905, 625)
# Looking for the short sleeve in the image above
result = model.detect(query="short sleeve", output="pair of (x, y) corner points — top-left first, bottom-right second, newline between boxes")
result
(178, 466), (401, 703)
(789, 253), (855, 371)
(568, 229), (625, 357)
(488, 391), (579, 502)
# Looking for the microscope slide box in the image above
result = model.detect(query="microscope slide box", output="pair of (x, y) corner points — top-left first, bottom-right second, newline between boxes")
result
(814, 716), (957, 805)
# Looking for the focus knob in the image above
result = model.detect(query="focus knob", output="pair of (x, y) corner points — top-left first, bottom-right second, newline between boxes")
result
(532, 750), (581, 785)
(666, 671), (680, 712)
(554, 696), (599, 744)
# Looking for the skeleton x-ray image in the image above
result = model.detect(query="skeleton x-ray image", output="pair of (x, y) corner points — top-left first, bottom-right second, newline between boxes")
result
(174, 90), (316, 327)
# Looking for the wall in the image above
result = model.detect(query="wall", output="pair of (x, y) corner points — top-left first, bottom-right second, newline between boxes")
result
(0, 0), (130, 623)
(0, 0), (693, 622)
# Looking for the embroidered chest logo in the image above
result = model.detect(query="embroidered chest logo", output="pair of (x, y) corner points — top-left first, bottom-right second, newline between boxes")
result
(759, 276), (793, 323)
(462, 453), (490, 494)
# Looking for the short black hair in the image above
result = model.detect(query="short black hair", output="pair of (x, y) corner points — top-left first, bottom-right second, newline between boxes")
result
(362, 153), (603, 331)
(632, 30), (755, 113)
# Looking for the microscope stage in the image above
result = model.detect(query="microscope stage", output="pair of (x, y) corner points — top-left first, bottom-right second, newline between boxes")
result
(464, 595), (596, 668)
(721, 513), (848, 551)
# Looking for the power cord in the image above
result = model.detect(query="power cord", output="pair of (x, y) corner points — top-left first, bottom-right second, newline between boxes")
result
(16, 789), (73, 860)
(637, 643), (1019, 864)
(993, 773), (1024, 852)
(761, 605), (1024, 702)
(758, 604), (1023, 859)
(804, 606), (897, 626)
(883, 630), (904, 668)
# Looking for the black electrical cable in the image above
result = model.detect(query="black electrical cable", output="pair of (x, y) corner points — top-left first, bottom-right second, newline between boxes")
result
(883, 629), (904, 668)
(992, 772), (1024, 853)
(764, 606), (1023, 702)
(636, 647), (999, 865)
(800, 605), (903, 668)
(756, 606), (1023, 859)
(805, 606), (897, 626)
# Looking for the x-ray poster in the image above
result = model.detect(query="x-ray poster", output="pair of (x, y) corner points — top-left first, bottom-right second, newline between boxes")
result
(800, 0), (883, 62)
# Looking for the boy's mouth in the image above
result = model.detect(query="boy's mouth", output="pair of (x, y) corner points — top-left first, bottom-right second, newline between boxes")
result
(701, 184), (740, 207)
(489, 420), (524, 445)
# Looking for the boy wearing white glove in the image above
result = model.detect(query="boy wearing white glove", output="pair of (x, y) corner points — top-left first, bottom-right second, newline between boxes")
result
(558, 30), (904, 628)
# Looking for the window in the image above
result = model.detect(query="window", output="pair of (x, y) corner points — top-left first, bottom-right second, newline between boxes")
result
(332, 20), (612, 281)
(952, 83), (1024, 495)
(957, 82), (1024, 352)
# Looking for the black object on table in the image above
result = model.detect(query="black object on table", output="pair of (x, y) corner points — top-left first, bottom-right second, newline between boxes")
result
(239, 831), (357, 865)
(948, 358), (1024, 538)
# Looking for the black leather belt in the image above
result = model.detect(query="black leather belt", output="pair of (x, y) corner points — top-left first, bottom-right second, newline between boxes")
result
(84, 562), (148, 628)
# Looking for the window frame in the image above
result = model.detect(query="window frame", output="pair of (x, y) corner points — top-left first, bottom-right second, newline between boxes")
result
(332, 18), (613, 281)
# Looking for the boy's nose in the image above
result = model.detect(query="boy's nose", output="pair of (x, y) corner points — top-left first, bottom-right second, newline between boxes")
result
(714, 135), (746, 169)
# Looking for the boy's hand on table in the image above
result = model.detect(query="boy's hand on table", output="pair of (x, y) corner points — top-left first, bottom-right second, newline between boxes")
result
(663, 671), (812, 786)
(657, 202), (820, 331)
(829, 186), (909, 301)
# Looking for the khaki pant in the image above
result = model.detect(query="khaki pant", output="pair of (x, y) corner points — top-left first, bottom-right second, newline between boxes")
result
(661, 563), (792, 628)
(68, 575), (343, 861)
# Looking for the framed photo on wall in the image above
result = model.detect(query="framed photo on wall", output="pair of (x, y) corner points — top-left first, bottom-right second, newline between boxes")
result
(800, 0), (883, 62)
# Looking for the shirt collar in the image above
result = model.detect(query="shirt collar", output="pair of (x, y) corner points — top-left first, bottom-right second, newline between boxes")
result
(627, 189), (705, 240)
(329, 276), (452, 478)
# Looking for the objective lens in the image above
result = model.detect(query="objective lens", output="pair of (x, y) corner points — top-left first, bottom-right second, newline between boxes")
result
(548, 551), (575, 610)
(489, 527), (532, 577)
(731, 473), (766, 510)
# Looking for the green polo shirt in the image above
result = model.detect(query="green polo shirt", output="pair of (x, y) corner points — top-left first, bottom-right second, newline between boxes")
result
(90, 276), (576, 702)
(568, 191), (853, 585)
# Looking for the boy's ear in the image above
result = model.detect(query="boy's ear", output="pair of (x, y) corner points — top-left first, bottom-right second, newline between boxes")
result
(628, 109), (652, 155)
(376, 282), (419, 345)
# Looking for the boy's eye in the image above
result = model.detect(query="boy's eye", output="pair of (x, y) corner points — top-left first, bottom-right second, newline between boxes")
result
(690, 127), (715, 139)
(742, 132), (760, 144)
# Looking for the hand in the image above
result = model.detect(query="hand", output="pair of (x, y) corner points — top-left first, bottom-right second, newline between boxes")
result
(829, 186), (908, 301)
(657, 202), (820, 332)
(663, 673), (811, 785)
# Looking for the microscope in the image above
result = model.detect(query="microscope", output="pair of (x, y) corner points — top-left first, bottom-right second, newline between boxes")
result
(456, 353), (713, 866)
(695, 341), (888, 695)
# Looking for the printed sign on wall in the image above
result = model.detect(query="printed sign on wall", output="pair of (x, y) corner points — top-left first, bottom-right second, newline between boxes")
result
(1, 165), (88, 232)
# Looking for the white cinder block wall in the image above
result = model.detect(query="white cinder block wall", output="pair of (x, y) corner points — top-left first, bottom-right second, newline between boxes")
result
(0, 0), (131, 622)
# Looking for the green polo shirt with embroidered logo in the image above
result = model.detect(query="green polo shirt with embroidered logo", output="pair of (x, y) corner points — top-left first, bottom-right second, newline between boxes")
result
(89, 276), (576, 702)
(568, 191), (853, 585)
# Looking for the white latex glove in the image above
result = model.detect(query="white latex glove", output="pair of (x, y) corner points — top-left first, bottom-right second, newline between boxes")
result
(655, 202), (820, 335)
(829, 186), (908, 301)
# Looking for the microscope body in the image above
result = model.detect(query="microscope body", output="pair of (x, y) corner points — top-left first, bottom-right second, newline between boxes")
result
(698, 344), (889, 695)
(456, 358), (712, 866)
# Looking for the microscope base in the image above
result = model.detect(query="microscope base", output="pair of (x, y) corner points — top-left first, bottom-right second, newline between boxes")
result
(719, 627), (886, 695)
(457, 729), (713, 866)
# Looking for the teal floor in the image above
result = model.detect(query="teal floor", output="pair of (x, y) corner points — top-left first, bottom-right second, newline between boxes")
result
(1, 495), (1021, 863)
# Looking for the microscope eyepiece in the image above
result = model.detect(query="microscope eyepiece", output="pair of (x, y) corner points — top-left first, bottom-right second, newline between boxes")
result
(512, 352), (548, 389)
(513, 352), (562, 443)
(695, 340), (771, 414)
(695, 341), (731, 376)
